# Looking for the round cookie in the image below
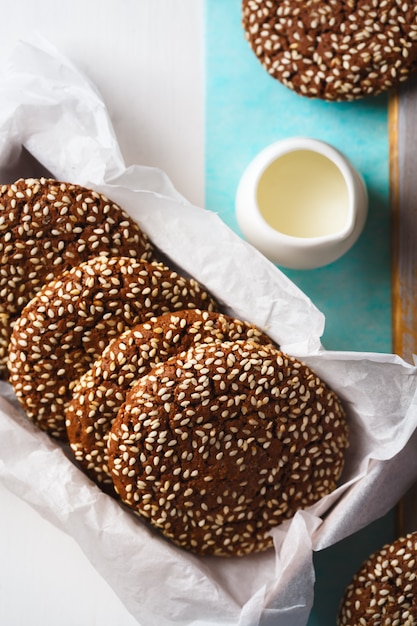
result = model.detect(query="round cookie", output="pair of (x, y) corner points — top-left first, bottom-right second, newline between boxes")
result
(242, 0), (417, 101)
(7, 256), (218, 440)
(108, 340), (348, 556)
(0, 177), (155, 376)
(66, 309), (274, 489)
(338, 532), (417, 625)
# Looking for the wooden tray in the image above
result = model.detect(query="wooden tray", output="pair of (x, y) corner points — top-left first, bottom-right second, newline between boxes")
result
(391, 73), (417, 534)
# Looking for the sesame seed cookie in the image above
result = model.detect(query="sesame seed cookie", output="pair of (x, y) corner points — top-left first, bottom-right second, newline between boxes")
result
(338, 532), (417, 625)
(7, 256), (218, 440)
(242, 0), (417, 101)
(0, 177), (155, 376)
(108, 340), (348, 556)
(66, 309), (273, 489)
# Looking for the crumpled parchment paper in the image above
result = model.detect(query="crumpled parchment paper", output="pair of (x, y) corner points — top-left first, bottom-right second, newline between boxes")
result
(1, 37), (417, 626)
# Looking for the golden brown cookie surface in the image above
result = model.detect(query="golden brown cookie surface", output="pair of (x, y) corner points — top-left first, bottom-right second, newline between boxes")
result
(8, 257), (218, 440)
(108, 340), (348, 556)
(242, 0), (417, 101)
(0, 177), (155, 375)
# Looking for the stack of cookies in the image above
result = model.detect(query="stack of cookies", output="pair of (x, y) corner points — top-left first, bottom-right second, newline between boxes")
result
(2, 177), (349, 556)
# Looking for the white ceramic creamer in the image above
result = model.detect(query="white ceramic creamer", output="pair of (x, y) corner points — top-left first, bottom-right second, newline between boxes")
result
(235, 137), (368, 269)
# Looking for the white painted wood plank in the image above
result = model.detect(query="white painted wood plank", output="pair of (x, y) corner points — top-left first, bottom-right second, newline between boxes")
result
(0, 0), (204, 207)
(0, 2), (204, 624)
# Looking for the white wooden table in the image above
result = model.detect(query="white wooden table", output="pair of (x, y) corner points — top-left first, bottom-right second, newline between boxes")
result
(0, 2), (203, 624)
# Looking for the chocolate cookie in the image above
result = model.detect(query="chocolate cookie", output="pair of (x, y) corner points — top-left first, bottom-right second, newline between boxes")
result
(242, 0), (417, 101)
(338, 532), (417, 625)
(0, 177), (155, 375)
(66, 309), (273, 489)
(108, 340), (348, 556)
(7, 256), (218, 440)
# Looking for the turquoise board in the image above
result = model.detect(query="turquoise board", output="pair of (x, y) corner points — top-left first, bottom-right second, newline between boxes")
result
(205, 0), (391, 354)
(204, 0), (395, 623)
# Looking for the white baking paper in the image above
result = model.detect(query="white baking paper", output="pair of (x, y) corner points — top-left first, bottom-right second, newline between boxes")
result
(1, 37), (417, 626)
